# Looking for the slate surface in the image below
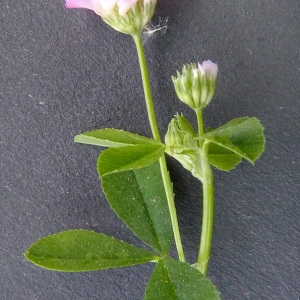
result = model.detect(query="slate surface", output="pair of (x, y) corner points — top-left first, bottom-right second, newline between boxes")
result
(1, 0), (299, 299)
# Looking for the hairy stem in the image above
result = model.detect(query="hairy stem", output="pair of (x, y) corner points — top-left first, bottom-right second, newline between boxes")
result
(133, 34), (185, 262)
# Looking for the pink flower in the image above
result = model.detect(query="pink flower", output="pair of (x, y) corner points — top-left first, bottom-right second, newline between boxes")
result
(65, 0), (157, 35)
(65, 0), (139, 16)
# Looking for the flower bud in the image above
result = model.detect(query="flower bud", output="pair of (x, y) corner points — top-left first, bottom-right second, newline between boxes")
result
(165, 115), (204, 180)
(172, 60), (218, 110)
(65, 0), (157, 35)
(175, 114), (197, 138)
(165, 114), (197, 154)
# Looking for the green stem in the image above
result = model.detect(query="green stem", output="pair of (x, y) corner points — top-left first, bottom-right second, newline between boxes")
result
(196, 109), (204, 136)
(132, 34), (160, 141)
(132, 34), (185, 262)
(197, 157), (214, 274)
(159, 156), (185, 262)
(195, 110), (214, 275)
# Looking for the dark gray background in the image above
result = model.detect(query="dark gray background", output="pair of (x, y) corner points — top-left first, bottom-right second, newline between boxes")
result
(1, 0), (299, 299)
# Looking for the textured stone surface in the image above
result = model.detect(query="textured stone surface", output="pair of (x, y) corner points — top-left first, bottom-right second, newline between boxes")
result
(1, 0), (299, 299)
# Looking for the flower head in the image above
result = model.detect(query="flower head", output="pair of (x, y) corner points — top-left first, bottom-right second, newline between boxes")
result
(172, 60), (218, 110)
(65, 0), (157, 35)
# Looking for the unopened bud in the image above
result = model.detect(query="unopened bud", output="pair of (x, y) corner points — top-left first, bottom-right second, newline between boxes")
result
(165, 114), (197, 154)
(172, 61), (218, 110)
(165, 115), (204, 180)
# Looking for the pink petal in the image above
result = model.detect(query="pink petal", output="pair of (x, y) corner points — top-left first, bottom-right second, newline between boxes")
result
(99, 0), (117, 13)
(117, 0), (138, 15)
(202, 60), (218, 77)
(65, 0), (99, 10)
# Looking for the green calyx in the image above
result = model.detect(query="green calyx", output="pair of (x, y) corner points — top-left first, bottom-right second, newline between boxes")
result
(103, 0), (157, 35)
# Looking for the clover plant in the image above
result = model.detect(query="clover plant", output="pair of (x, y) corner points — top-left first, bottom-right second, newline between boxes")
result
(25, 1), (265, 299)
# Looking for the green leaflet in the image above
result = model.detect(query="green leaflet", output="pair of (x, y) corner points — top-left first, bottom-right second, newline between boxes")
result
(75, 128), (161, 148)
(24, 230), (158, 272)
(144, 257), (221, 300)
(98, 144), (165, 176)
(203, 117), (265, 171)
(206, 143), (243, 171)
(99, 161), (174, 256)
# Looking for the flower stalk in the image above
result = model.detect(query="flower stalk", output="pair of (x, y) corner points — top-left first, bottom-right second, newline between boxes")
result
(132, 34), (185, 262)
(132, 35), (160, 141)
